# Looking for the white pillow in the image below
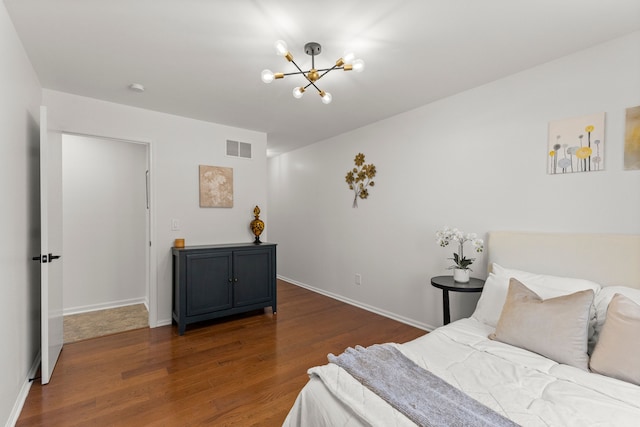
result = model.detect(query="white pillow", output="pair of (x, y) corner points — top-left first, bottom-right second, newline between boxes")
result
(472, 263), (601, 332)
(471, 272), (505, 327)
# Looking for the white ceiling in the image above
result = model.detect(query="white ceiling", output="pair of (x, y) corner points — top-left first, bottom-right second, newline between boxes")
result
(5, 0), (640, 156)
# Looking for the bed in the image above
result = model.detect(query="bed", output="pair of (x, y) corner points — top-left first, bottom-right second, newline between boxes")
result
(283, 231), (640, 426)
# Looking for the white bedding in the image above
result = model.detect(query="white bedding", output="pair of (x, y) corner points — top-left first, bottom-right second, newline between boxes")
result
(283, 318), (640, 426)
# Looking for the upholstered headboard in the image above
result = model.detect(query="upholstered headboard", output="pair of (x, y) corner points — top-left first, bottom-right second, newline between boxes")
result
(487, 231), (640, 289)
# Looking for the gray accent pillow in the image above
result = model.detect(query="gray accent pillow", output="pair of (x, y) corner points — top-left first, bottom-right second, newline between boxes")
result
(589, 293), (640, 385)
(490, 278), (594, 371)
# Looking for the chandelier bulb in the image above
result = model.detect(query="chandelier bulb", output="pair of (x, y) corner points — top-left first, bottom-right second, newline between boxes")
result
(261, 69), (275, 83)
(320, 91), (332, 104)
(274, 40), (289, 56)
(292, 87), (305, 99)
(352, 59), (365, 73)
(343, 51), (356, 64)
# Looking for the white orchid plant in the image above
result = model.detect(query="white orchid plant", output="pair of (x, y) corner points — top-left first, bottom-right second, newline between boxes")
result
(435, 226), (484, 271)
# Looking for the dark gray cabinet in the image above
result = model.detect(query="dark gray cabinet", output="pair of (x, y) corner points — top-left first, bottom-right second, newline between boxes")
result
(172, 242), (276, 335)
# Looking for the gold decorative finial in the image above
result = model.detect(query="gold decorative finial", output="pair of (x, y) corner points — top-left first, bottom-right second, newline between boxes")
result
(250, 205), (265, 244)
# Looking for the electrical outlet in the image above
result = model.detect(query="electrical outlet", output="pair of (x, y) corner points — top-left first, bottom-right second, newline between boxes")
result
(355, 274), (362, 286)
(171, 218), (180, 231)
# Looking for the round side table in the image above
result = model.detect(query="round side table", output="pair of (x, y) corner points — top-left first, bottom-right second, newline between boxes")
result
(430, 275), (485, 325)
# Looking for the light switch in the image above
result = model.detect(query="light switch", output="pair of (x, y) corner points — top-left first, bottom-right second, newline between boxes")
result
(171, 219), (180, 231)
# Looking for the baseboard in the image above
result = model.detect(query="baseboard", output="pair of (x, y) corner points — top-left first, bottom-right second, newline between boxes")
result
(278, 275), (435, 332)
(6, 350), (41, 427)
(63, 297), (148, 316)
(155, 318), (173, 327)
(154, 278), (436, 331)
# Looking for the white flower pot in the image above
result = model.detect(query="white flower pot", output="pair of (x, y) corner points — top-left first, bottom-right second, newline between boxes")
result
(453, 268), (470, 283)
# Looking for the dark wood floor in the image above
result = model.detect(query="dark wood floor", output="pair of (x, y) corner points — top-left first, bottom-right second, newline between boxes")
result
(18, 280), (426, 426)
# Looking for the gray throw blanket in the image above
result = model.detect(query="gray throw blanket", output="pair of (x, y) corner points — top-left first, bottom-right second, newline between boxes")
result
(328, 344), (520, 427)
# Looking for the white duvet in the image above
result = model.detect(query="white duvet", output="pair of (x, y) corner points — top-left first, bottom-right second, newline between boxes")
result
(283, 318), (640, 426)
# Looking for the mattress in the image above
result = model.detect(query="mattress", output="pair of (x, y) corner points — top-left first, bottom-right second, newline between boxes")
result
(283, 318), (640, 426)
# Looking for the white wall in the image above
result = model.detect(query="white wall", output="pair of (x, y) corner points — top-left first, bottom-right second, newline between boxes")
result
(268, 31), (640, 330)
(62, 134), (148, 313)
(0, 3), (42, 426)
(43, 90), (268, 326)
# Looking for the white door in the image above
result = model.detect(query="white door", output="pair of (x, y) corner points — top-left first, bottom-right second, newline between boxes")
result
(38, 106), (64, 384)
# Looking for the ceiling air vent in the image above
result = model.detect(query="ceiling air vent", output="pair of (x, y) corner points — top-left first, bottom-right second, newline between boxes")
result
(226, 140), (252, 159)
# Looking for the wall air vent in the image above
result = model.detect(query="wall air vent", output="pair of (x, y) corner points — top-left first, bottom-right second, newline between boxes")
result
(226, 140), (252, 159)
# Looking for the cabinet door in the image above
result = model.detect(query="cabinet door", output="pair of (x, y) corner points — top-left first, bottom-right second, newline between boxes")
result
(233, 248), (273, 307)
(186, 251), (233, 316)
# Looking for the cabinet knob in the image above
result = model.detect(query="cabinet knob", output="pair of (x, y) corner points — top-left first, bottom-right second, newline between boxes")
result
(228, 278), (232, 283)
(234, 278), (238, 282)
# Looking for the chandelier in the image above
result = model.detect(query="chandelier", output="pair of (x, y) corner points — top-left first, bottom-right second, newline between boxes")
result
(261, 40), (364, 104)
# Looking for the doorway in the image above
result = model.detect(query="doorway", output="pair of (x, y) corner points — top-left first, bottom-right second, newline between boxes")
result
(61, 134), (151, 340)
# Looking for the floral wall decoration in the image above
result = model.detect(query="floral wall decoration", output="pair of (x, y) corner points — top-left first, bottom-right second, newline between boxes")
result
(345, 153), (376, 208)
(624, 105), (640, 170)
(547, 112), (605, 175)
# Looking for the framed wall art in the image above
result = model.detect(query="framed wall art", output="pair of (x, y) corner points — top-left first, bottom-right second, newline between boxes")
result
(199, 165), (233, 208)
(624, 105), (640, 170)
(547, 112), (605, 175)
